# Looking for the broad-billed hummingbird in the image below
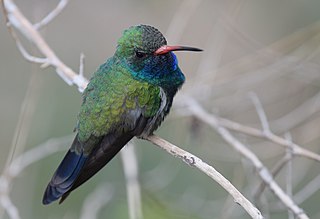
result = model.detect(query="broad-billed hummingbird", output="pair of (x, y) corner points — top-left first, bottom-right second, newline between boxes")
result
(43, 24), (202, 204)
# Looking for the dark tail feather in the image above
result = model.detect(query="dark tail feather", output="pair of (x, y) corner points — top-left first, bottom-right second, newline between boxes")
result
(59, 133), (134, 203)
(42, 141), (87, 205)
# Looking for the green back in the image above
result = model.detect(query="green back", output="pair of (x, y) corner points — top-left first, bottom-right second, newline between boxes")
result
(77, 57), (161, 143)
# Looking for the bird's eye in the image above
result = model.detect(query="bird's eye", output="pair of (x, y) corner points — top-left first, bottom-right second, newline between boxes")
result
(135, 51), (146, 58)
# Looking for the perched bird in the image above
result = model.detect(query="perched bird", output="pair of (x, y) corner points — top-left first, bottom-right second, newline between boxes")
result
(42, 24), (202, 205)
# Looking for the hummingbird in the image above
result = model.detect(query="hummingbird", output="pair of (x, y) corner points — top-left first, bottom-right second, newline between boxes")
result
(42, 24), (202, 205)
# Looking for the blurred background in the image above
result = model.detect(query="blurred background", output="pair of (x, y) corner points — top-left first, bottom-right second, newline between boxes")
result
(1, 0), (320, 218)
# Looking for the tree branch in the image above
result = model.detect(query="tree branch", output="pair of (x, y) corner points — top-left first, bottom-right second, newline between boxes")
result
(146, 135), (263, 219)
(33, 0), (68, 30)
(215, 115), (320, 162)
(0, 136), (72, 219)
(180, 96), (309, 219)
(1, 0), (263, 218)
(80, 184), (114, 219)
(120, 143), (143, 219)
(1, 0), (88, 92)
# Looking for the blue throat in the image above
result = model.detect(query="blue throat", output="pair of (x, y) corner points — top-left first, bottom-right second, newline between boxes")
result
(127, 52), (185, 93)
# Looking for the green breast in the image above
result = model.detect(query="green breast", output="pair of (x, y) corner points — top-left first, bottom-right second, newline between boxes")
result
(77, 58), (161, 142)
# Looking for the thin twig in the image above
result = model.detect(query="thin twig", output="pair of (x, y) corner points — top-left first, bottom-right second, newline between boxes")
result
(249, 93), (306, 218)
(79, 53), (85, 77)
(0, 136), (71, 219)
(285, 133), (294, 219)
(0, 195), (19, 219)
(120, 143), (143, 219)
(270, 173), (320, 212)
(0, 1), (274, 218)
(254, 153), (292, 200)
(270, 85), (320, 133)
(215, 117), (320, 162)
(2, 0), (88, 92)
(294, 174), (320, 204)
(15, 39), (47, 63)
(80, 184), (114, 219)
(249, 93), (320, 162)
(33, 0), (68, 30)
(248, 92), (270, 133)
(146, 134), (263, 219)
(5, 72), (38, 168)
(181, 97), (309, 219)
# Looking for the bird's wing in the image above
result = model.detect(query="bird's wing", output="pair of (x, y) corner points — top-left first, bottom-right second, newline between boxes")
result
(43, 62), (161, 204)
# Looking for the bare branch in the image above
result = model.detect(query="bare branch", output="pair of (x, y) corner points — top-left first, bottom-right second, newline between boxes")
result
(249, 92), (270, 133)
(180, 97), (309, 219)
(8, 136), (71, 177)
(15, 39), (47, 63)
(270, 173), (320, 212)
(248, 93), (320, 163)
(6, 1), (314, 218)
(5, 72), (39, 169)
(33, 0), (68, 30)
(247, 94), (316, 216)
(215, 117), (320, 162)
(80, 184), (114, 219)
(146, 134), (263, 219)
(0, 135), (71, 219)
(0, 196), (19, 219)
(285, 133), (294, 219)
(79, 53), (85, 77)
(254, 153), (292, 200)
(2, 0), (88, 92)
(270, 88), (320, 133)
(294, 173), (320, 204)
(120, 143), (143, 219)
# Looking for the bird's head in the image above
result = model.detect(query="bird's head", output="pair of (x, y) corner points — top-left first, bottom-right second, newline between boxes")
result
(115, 25), (201, 86)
